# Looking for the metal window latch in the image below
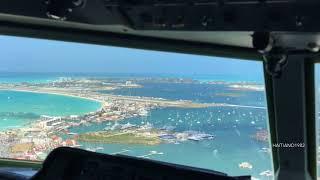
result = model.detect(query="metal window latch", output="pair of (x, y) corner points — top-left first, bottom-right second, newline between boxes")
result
(45, 0), (85, 21)
(252, 32), (288, 78)
(262, 48), (288, 78)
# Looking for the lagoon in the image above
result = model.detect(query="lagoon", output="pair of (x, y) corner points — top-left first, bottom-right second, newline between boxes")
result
(0, 90), (101, 130)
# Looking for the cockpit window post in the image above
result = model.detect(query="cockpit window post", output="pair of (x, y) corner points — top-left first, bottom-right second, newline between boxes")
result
(264, 54), (316, 180)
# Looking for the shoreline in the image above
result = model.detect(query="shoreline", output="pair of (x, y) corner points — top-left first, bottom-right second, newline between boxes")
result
(0, 88), (103, 105)
(0, 80), (273, 176)
(0, 89), (103, 132)
(0, 88), (266, 110)
(0, 87), (214, 109)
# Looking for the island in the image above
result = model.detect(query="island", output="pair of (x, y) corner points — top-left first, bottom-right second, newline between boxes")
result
(0, 77), (262, 160)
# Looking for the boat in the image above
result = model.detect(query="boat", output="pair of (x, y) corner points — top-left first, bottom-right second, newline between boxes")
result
(158, 134), (176, 140)
(96, 147), (104, 150)
(238, 162), (253, 169)
(120, 123), (136, 130)
(109, 123), (122, 130)
(187, 132), (215, 141)
(103, 126), (111, 131)
(140, 123), (153, 130)
(71, 144), (82, 148)
(85, 148), (96, 152)
(258, 147), (270, 153)
(160, 125), (175, 131)
(259, 170), (273, 177)
(139, 109), (148, 116)
(187, 135), (202, 141)
(67, 132), (78, 135)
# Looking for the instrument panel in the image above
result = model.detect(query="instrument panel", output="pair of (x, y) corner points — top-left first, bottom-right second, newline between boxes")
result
(31, 147), (250, 180)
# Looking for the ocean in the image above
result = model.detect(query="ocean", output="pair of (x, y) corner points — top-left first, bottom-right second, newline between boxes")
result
(0, 72), (264, 84)
(0, 73), (272, 179)
(69, 106), (270, 177)
(0, 90), (101, 131)
(100, 82), (266, 106)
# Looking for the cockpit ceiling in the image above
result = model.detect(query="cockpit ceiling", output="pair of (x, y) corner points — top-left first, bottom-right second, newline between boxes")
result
(1, 13), (320, 52)
(0, 13), (252, 48)
(0, 0), (320, 51)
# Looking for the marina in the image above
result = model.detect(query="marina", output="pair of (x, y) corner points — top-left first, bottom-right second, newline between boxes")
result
(0, 76), (273, 179)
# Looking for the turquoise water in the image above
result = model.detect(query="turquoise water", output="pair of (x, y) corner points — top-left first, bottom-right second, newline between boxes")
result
(0, 73), (272, 179)
(0, 90), (101, 130)
(69, 107), (271, 178)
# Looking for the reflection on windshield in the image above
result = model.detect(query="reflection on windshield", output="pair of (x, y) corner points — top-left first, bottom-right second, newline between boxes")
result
(0, 167), (37, 177)
(0, 35), (273, 179)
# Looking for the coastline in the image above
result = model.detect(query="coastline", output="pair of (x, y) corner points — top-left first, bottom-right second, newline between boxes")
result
(0, 87), (266, 110)
(0, 89), (103, 132)
(0, 78), (274, 177)
(0, 87), (214, 109)
(0, 89), (103, 106)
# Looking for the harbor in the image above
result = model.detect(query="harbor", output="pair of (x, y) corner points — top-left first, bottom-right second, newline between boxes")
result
(0, 79), (222, 160)
(0, 77), (273, 179)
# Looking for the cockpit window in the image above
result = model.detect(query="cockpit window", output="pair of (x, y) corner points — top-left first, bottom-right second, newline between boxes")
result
(0, 35), (273, 179)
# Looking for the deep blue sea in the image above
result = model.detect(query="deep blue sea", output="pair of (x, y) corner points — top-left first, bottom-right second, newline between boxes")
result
(100, 82), (266, 106)
(0, 73), (272, 179)
(0, 72), (264, 84)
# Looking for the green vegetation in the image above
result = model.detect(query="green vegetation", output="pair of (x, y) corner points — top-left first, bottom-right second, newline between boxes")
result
(78, 131), (161, 145)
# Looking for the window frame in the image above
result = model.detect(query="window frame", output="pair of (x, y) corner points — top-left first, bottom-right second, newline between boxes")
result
(0, 20), (317, 180)
(264, 55), (316, 180)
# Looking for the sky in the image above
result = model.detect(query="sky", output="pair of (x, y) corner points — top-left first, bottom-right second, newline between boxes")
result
(0, 35), (263, 76)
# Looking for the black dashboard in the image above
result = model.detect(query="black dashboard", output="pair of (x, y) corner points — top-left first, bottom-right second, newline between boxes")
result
(15, 147), (251, 180)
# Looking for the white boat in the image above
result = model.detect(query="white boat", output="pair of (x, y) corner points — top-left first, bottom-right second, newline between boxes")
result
(96, 147), (104, 150)
(187, 135), (202, 141)
(160, 125), (175, 131)
(186, 132), (215, 141)
(71, 144), (82, 148)
(139, 109), (148, 116)
(120, 123), (136, 130)
(67, 132), (78, 135)
(85, 148), (96, 152)
(259, 170), (273, 177)
(239, 162), (253, 169)
(158, 134), (176, 140)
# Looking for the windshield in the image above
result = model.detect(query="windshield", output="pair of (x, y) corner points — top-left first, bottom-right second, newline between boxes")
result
(0, 35), (273, 179)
